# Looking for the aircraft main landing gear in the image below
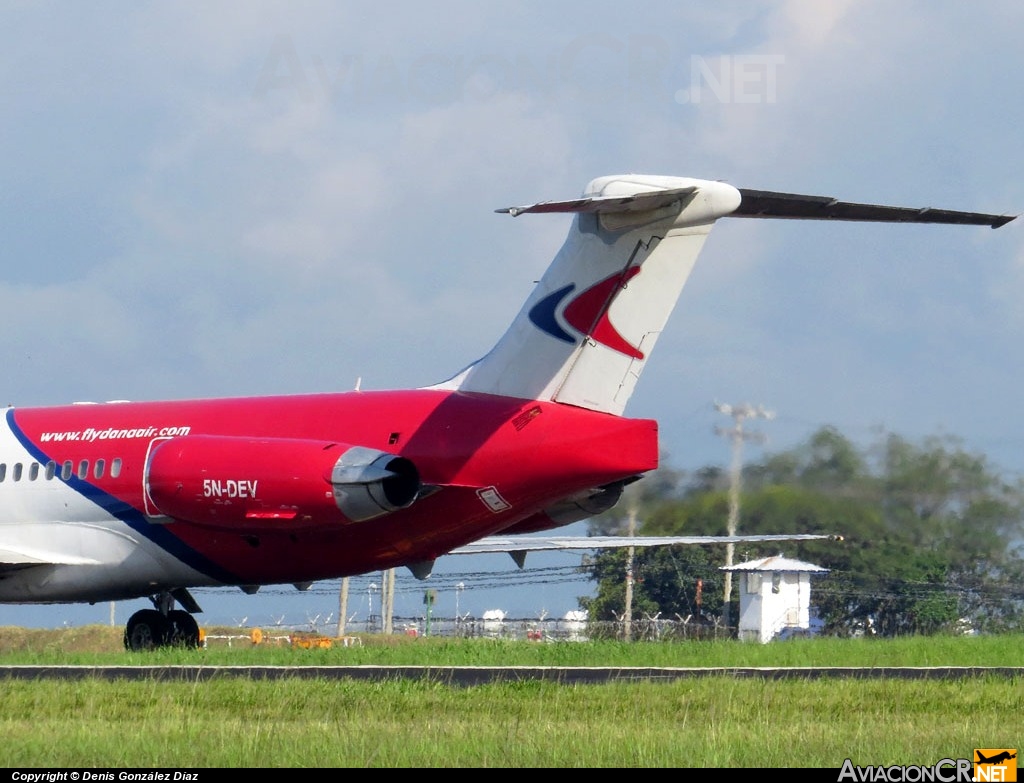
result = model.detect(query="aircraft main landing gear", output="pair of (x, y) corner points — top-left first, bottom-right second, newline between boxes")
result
(167, 609), (201, 647)
(123, 591), (203, 651)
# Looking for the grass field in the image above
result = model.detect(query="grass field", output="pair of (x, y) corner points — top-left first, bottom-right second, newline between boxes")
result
(1, 623), (1022, 666)
(0, 627), (1020, 768)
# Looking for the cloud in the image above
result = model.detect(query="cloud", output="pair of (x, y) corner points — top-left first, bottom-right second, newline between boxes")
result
(1, 2), (1021, 449)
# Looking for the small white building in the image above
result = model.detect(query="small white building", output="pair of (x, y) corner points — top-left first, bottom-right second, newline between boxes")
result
(720, 555), (829, 643)
(482, 609), (507, 635)
(560, 610), (589, 641)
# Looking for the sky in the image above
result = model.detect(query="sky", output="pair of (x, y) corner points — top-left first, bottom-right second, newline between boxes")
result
(2, 1), (1023, 630)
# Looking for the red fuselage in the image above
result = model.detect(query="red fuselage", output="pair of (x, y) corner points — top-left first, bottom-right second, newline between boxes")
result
(6, 389), (658, 590)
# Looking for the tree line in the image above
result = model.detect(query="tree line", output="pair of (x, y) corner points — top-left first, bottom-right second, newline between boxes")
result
(581, 426), (1024, 636)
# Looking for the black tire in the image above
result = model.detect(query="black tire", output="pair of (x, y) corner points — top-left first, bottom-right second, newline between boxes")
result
(167, 609), (201, 649)
(124, 609), (170, 651)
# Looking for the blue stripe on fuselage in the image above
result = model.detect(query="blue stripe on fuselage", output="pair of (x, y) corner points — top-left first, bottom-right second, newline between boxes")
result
(4, 408), (239, 584)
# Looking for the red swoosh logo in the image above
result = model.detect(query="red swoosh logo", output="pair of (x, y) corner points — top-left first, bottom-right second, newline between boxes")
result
(563, 267), (644, 359)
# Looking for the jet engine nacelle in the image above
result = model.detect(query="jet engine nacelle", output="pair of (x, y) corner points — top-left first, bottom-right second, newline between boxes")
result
(145, 435), (421, 529)
(498, 482), (626, 535)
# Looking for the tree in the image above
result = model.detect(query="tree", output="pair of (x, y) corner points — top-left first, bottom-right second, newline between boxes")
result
(581, 544), (725, 625)
(586, 426), (1024, 636)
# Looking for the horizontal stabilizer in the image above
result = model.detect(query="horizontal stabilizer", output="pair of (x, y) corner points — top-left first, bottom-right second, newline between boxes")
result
(732, 189), (1016, 228)
(497, 186), (697, 217)
(449, 533), (842, 556)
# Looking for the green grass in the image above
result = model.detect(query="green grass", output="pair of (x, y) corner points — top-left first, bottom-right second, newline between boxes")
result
(1, 676), (1018, 767)
(1, 625), (1021, 667)
(1, 628), (1021, 767)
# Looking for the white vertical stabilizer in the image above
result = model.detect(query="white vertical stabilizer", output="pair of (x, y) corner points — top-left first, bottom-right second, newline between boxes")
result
(436, 175), (742, 416)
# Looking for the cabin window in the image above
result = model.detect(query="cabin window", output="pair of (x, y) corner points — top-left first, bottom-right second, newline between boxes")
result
(772, 573), (782, 594)
(45, 461), (57, 480)
(61, 461), (73, 481)
(12, 463), (22, 481)
(0, 463), (6, 482)
(29, 462), (40, 481)
(77, 460), (88, 480)
(94, 459), (106, 479)
(746, 573), (762, 594)
(111, 458), (122, 478)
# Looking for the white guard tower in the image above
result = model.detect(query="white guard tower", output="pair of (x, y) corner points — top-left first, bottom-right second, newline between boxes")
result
(720, 555), (829, 643)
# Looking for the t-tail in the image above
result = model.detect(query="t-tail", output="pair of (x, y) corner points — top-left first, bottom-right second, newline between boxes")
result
(439, 175), (740, 415)
(436, 174), (1015, 416)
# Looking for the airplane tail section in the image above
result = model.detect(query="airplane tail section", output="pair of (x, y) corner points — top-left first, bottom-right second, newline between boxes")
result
(435, 174), (1015, 417)
(439, 175), (742, 415)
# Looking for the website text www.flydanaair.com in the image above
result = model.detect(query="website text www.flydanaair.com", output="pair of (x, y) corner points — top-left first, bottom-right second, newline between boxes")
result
(39, 425), (192, 443)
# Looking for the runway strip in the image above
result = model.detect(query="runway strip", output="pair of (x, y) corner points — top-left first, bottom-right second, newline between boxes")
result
(1, 665), (1022, 684)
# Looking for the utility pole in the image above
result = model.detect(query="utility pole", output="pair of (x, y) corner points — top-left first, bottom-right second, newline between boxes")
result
(368, 581), (379, 633)
(455, 582), (465, 635)
(623, 506), (637, 642)
(337, 577), (349, 637)
(714, 402), (774, 630)
(384, 568), (395, 635)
